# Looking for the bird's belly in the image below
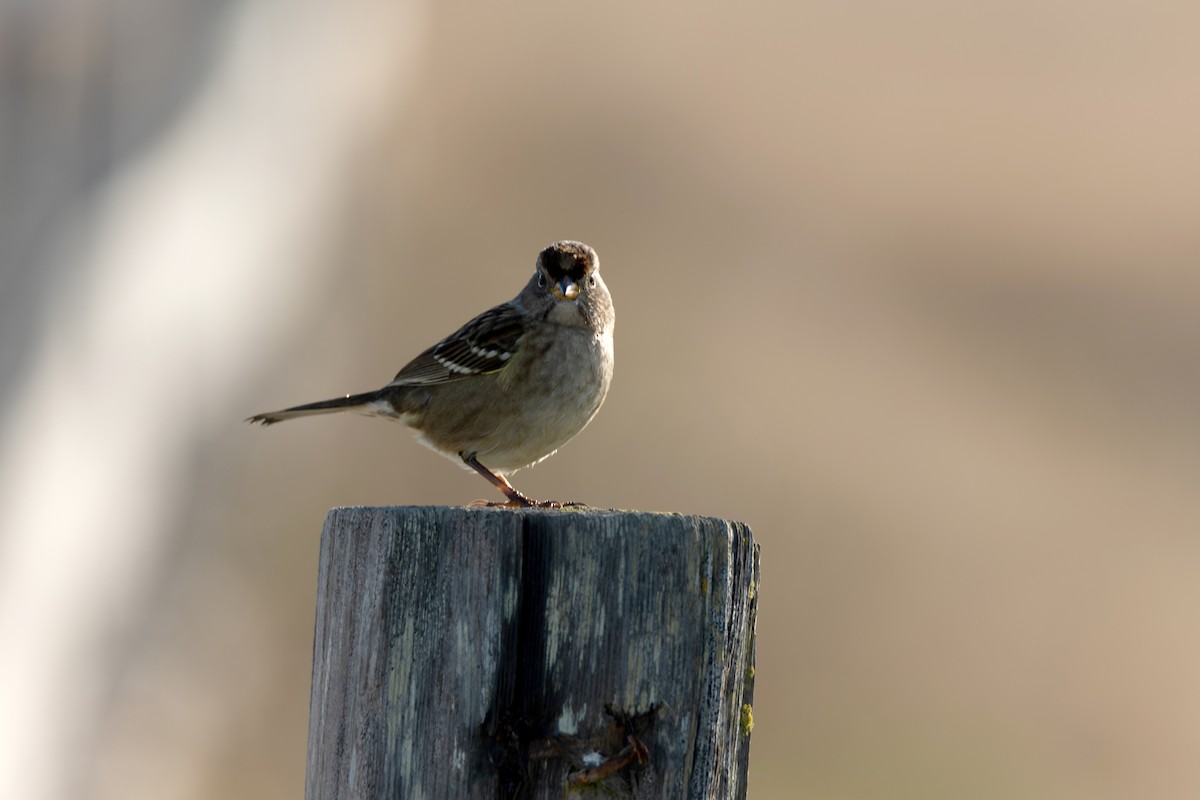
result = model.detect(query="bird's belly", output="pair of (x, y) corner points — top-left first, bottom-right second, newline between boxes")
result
(411, 327), (613, 474)
(485, 330), (613, 471)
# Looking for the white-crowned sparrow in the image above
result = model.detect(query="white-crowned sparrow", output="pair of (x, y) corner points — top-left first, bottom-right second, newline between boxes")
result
(248, 240), (614, 507)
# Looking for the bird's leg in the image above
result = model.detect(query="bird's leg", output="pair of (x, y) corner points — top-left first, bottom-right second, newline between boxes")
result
(461, 454), (562, 508)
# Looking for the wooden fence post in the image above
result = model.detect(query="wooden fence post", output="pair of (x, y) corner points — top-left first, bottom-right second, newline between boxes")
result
(304, 506), (759, 800)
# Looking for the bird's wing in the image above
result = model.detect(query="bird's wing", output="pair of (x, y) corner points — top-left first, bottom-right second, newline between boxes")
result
(387, 303), (526, 386)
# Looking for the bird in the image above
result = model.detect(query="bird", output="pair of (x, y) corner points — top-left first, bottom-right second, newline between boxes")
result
(247, 240), (614, 507)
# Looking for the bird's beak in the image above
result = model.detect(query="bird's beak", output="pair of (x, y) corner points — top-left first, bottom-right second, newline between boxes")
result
(552, 277), (580, 301)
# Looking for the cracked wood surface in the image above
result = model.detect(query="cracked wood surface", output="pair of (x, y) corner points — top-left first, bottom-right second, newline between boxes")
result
(304, 506), (758, 800)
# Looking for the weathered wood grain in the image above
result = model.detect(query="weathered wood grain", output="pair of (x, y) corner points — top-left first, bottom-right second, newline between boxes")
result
(304, 507), (758, 800)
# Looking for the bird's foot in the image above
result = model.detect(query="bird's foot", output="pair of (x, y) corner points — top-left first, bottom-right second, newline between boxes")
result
(469, 491), (588, 509)
(466, 496), (544, 508)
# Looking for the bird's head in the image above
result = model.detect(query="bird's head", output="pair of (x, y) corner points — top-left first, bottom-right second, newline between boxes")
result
(528, 241), (611, 329)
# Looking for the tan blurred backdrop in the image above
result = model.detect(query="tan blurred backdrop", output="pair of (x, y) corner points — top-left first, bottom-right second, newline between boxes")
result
(2, 1), (1199, 798)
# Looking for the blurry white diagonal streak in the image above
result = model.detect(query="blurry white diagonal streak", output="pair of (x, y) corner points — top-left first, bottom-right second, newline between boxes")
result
(0, 1), (425, 799)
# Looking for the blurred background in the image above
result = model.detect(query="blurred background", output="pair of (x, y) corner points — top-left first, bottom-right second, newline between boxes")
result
(2, 0), (1198, 798)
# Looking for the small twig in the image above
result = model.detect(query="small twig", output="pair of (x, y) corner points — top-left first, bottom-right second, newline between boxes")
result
(565, 735), (649, 788)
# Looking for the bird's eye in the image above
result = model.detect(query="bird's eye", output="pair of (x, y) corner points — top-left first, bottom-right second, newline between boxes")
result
(588, 275), (596, 287)
(537, 273), (547, 289)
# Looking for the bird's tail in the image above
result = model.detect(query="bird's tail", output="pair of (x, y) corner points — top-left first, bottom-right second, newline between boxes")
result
(246, 390), (390, 425)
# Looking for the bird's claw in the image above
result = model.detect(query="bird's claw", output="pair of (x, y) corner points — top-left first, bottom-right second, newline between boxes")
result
(468, 495), (588, 509)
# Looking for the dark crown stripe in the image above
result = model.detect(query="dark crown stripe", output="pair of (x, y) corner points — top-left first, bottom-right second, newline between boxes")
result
(539, 242), (595, 282)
